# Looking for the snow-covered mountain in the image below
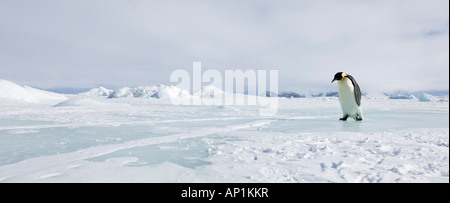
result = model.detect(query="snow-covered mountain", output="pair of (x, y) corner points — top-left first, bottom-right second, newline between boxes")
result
(0, 79), (67, 105)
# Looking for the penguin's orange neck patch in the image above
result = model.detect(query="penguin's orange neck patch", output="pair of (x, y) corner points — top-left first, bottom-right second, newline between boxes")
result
(340, 73), (347, 80)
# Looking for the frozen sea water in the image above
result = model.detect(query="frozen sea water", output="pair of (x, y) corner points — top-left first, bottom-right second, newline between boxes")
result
(0, 97), (448, 182)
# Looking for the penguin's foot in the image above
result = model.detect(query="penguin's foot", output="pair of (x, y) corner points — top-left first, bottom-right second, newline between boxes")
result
(355, 114), (363, 121)
(339, 115), (348, 121)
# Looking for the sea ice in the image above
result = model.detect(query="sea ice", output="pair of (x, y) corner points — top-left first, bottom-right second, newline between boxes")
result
(0, 80), (448, 183)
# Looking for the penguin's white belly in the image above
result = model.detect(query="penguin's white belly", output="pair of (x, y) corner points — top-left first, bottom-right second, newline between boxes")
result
(338, 79), (363, 119)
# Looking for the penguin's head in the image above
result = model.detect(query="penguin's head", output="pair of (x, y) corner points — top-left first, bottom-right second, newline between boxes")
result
(332, 72), (347, 83)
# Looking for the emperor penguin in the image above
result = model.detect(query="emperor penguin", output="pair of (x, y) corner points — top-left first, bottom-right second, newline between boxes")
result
(332, 72), (364, 121)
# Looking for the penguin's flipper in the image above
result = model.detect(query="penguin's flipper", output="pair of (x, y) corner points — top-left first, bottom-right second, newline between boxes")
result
(346, 75), (361, 106)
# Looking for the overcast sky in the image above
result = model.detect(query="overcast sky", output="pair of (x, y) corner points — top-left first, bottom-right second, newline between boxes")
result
(0, 0), (448, 93)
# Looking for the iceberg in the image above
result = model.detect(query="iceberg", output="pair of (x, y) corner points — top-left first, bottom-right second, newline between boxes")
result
(155, 86), (190, 99)
(80, 87), (113, 97)
(388, 92), (416, 100)
(277, 91), (305, 98)
(87, 85), (192, 99)
(108, 87), (134, 98)
(416, 93), (438, 102)
(132, 86), (162, 98)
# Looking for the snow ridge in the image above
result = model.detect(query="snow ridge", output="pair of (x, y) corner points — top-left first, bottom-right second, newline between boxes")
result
(0, 79), (67, 105)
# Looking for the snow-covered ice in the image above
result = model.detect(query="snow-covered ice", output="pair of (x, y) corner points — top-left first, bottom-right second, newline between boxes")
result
(0, 79), (67, 105)
(0, 80), (448, 183)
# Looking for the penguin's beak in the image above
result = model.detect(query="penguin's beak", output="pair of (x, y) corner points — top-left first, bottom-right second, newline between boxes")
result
(332, 75), (340, 83)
